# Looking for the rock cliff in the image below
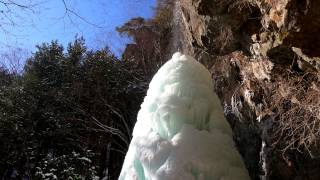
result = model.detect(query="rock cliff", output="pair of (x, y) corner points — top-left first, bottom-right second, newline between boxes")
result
(176, 0), (320, 179)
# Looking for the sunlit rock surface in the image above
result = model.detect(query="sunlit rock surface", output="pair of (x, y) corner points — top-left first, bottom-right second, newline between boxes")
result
(119, 52), (249, 180)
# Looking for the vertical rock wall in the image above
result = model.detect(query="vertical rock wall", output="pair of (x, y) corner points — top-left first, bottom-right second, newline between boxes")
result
(177, 0), (320, 179)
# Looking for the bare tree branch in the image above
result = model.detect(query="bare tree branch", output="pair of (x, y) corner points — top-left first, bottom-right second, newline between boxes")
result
(61, 0), (104, 28)
(0, 0), (104, 39)
(91, 116), (130, 147)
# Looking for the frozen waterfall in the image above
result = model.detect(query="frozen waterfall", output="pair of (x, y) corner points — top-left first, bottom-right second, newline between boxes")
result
(119, 52), (250, 180)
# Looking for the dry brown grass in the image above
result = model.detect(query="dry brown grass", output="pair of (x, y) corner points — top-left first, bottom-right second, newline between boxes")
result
(229, 0), (253, 12)
(215, 25), (234, 53)
(264, 0), (278, 7)
(271, 70), (320, 157)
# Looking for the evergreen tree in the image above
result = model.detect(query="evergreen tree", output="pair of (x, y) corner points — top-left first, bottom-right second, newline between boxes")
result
(0, 39), (147, 179)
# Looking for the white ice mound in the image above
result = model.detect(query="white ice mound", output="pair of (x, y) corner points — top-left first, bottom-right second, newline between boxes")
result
(119, 52), (250, 180)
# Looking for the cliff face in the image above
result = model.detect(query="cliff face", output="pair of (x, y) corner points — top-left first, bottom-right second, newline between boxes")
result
(177, 0), (320, 179)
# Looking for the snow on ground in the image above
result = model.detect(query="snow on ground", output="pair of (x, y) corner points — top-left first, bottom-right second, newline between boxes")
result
(119, 52), (250, 180)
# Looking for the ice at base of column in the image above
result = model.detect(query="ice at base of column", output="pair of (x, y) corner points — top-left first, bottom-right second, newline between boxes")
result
(119, 52), (250, 180)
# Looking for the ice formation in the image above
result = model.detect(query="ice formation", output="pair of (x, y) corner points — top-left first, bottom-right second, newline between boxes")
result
(119, 52), (250, 180)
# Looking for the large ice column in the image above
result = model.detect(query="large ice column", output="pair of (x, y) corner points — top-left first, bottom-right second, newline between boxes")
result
(119, 52), (250, 180)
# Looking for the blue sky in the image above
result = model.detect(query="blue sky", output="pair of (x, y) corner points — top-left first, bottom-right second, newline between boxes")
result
(0, 0), (156, 68)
